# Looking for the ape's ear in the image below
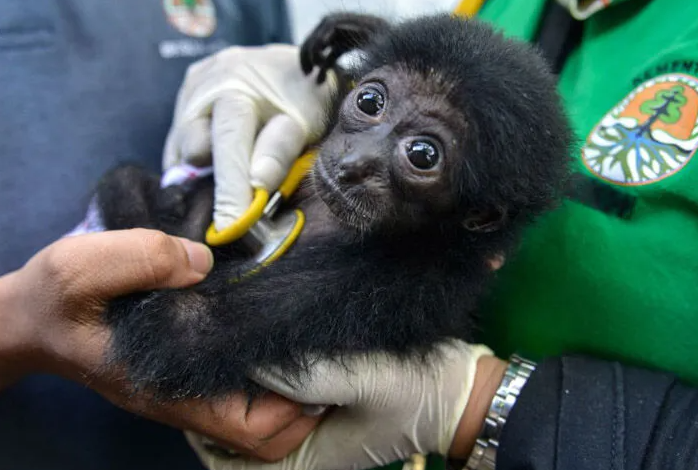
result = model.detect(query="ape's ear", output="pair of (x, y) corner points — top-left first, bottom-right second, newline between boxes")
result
(487, 252), (506, 271)
(462, 206), (508, 233)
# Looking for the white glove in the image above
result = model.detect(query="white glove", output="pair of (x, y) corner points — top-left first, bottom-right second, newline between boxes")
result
(186, 340), (493, 470)
(162, 44), (338, 231)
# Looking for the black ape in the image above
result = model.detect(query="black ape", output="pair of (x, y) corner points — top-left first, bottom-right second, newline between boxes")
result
(97, 13), (574, 400)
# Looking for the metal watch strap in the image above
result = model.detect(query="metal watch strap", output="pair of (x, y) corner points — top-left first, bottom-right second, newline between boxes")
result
(464, 354), (537, 470)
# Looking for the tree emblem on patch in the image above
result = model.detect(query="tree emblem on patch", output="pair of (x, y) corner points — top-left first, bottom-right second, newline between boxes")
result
(163, 0), (217, 38)
(583, 74), (698, 186)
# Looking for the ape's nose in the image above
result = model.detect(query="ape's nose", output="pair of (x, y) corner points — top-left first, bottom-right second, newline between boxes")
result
(338, 153), (378, 183)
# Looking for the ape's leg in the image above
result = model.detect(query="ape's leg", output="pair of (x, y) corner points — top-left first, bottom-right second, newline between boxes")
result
(96, 164), (213, 242)
(159, 176), (214, 242)
(95, 164), (196, 231)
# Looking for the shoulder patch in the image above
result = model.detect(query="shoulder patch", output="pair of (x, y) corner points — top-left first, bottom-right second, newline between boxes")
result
(582, 73), (698, 186)
(163, 0), (217, 38)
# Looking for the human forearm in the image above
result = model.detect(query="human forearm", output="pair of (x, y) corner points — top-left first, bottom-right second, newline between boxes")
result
(448, 355), (507, 460)
(0, 270), (36, 389)
(0, 265), (104, 389)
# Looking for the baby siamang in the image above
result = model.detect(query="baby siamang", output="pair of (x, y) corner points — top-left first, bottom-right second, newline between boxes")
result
(95, 12), (574, 400)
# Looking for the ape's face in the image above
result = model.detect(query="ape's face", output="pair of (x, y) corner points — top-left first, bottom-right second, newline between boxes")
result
(312, 65), (468, 234)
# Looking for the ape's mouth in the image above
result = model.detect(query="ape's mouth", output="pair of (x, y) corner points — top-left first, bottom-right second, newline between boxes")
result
(311, 156), (374, 232)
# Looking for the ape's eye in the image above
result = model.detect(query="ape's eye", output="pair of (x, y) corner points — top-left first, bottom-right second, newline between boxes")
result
(406, 140), (439, 170)
(356, 87), (385, 116)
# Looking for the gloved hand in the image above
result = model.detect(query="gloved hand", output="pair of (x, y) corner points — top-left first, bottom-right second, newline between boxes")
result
(162, 44), (337, 231)
(185, 340), (494, 470)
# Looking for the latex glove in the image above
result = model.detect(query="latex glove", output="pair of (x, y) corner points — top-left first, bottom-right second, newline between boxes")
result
(162, 44), (337, 231)
(186, 340), (493, 470)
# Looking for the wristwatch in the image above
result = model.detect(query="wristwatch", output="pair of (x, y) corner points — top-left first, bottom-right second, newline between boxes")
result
(464, 354), (537, 470)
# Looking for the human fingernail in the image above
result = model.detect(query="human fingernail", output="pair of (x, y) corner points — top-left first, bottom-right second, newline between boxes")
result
(302, 405), (328, 417)
(181, 239), (214, 274)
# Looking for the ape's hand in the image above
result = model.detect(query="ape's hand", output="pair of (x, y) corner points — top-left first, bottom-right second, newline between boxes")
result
(0, 229), (320, 460)
(187, 341), (499, 470)
(162, 44), (338, 232)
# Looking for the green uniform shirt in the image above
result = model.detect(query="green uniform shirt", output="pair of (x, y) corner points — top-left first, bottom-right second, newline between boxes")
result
(380, 1), (698, 468)
(478, 0), (698, 387)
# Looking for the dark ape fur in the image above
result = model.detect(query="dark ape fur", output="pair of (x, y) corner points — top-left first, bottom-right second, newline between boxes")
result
(97, 13), (574, 400)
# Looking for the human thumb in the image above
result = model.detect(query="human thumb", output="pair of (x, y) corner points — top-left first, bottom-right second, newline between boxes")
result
(53, 229), (214, 300)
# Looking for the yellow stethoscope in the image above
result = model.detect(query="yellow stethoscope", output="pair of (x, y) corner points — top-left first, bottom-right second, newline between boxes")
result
(205, 150), (316, 248)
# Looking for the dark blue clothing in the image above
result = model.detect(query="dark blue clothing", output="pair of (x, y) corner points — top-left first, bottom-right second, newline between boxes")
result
(0, 0), (290, 274)
(499, 356), (698, 470)
(0, 1), (291, 469)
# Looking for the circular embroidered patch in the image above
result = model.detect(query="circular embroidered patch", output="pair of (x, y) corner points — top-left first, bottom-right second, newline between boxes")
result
(582, 73), (698, 186)
(163, 0), (217, 38)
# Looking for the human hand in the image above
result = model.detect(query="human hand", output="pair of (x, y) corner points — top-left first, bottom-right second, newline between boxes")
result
(186, 340), (504, 470)
(0, 229), (320, 460)
(162, 44), (338, 231)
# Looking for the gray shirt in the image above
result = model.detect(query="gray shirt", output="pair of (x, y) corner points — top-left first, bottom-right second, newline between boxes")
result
(0, 0), (290, 273)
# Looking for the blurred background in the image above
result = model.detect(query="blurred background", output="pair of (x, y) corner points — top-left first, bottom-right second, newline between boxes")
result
(287, 0), (461, 43)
